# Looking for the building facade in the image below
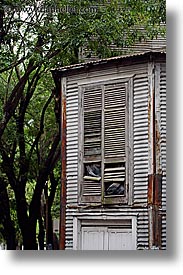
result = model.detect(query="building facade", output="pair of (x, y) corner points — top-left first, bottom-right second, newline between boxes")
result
(52, 50), (166, 250)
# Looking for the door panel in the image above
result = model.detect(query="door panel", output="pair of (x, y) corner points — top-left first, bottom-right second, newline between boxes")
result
(81, 226), (135, 250)
(108, 229), (133, 250)
(81, 227), (106, 250)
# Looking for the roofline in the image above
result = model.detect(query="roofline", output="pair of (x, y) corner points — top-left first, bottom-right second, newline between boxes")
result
(52, 48), (166, 73)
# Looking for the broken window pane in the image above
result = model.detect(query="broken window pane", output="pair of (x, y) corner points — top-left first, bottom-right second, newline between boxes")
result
(104, 162), (125, 196)
(105, 182), (124, 196)
(84, 163), (101, 181)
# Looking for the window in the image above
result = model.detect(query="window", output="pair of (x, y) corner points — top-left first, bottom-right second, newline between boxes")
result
(79, 80), (133, 204)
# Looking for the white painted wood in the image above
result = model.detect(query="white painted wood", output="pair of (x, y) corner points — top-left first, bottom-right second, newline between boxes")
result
(108, 228), (134, 250)
(81, 227), (106, 250)
(73, 215), (137, 250)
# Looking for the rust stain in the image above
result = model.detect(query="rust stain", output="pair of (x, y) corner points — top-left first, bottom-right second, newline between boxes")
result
(148, 173), (162, 248)
(148, 174), (154, 205)
(155, 174), (162, 207)
(60, 90), (67, 250)
(155, 118), (162, 174)
(147, 90), (152, 147)
(153, 205), (162, 248)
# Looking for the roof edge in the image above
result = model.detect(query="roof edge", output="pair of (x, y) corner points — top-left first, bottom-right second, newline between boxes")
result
(51, 48), (166, 74)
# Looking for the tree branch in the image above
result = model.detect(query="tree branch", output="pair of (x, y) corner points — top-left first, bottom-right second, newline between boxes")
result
(0, 60), (37, 139)
(29, 133), (60, 220)
(48, 171), (58, 210)
(0, 140), (17, 191)
(28, 92), (54, 160)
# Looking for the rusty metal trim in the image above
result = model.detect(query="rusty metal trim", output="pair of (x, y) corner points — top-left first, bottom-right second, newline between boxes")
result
(59, 79), (67, 250)
(155, 174), (162, 207)
(148, 174), (162, 207)
(148, 174), (154, 205)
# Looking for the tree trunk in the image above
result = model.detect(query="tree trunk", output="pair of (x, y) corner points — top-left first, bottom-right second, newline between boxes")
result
(0, 180), (16, 250)
(15, 186), (38, 250)
(5, 222), (16, 250)
(38, 216), (45, 250)
(47, 211), (53, 249)
(23, 231), (38, 250)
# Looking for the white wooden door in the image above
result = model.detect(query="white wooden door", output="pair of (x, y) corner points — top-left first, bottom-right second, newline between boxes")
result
(108, 228), (133, 250)
(81, 227), (107, 250)
(81, 226), (135, 250)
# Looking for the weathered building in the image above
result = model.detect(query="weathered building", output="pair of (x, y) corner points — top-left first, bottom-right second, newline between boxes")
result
(52, 49), (166, 250)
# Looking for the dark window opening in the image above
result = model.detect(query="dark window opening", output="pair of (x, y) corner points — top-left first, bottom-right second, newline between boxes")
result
(104, 162), (125, 196)
(84, 162), (101, 181)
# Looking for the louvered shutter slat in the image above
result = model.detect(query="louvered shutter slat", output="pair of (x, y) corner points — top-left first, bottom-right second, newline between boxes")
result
(84, 86), (102, 110)
(81, 86), (102, 202)
(84, 110), (101, 156)
(104, 84), (126, 159)
(103, 83), (127, 203)
(81, 82), (128, 204)
(82, 181), (101, 195)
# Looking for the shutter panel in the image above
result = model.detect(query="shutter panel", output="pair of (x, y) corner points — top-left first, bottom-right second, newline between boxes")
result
(84, 110), (101, 156)
(103, 83), (127, 204)
(81, 85), (102, 202)
(84, 85), (102, 158)
(84, 86), (102, 110)
(80, 82), (129, 204)
(104, 83), (126, 158)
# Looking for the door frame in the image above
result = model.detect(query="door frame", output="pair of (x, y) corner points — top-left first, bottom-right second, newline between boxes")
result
(73, 214), (137, 250)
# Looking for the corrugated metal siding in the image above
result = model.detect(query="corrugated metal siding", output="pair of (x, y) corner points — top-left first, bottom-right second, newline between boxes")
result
(80, 36), (166, 63)
(137, 211), (149, 249)
(161, 212), (166, 250)
(64, 58), (166, 250)
(65, 79), (79, 249)
(160, 63), (166, 208)
(66, 209), (149, 250)
(110, 36), (166, 55)
(133, 73), (149, 205)
(160, 62), (166, 249)
(66, 80), (78, 205)
(65, 209), (75, 249)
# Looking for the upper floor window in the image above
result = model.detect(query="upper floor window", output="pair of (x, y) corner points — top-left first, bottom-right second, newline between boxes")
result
(79, 80), (133, 205)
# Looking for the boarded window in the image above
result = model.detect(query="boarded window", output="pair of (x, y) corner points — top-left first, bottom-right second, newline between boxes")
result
(80, 81), (131, 204)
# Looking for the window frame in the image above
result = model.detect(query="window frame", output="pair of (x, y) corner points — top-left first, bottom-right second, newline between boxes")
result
(78, 77), (133, 205)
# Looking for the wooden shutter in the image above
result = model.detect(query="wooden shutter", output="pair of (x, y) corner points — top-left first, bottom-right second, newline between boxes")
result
(103, 83), (127, 204)
(84, 110), (101, 157)
(81, 85), (102, 203)
(104, 83), (126, 158)
(80, 82), (129, 204)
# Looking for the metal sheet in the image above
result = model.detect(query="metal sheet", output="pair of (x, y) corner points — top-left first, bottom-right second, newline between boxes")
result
(61, 55), (166, 250)
(133, 74), (149, 205)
